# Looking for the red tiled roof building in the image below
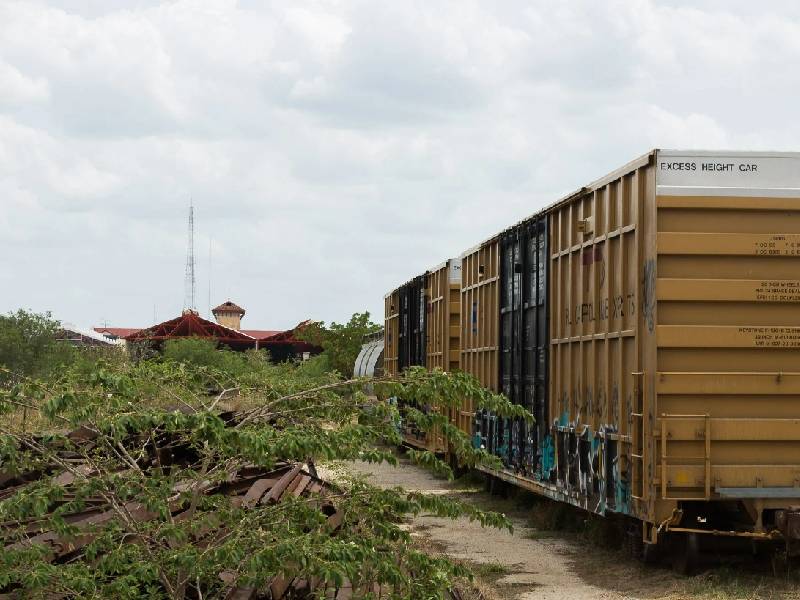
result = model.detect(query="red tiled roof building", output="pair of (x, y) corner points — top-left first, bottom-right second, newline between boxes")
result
(125, 310), (257, 351)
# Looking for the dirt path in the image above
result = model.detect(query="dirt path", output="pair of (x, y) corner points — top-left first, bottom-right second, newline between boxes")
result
(340, 457), (799, 600)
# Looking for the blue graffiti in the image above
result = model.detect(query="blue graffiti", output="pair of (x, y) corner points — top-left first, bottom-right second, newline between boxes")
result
(539, 434), (555, 480)
(497, 419), (510, 459)
(615, 470), (631, 515)
(472, 432), (482, 449)
(471, 301), (478, 334)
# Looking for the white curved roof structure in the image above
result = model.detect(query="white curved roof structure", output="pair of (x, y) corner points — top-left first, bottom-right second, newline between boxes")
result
(353, 338), (383, 379)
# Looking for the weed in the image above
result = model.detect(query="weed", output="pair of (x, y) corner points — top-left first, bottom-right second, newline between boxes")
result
(678, 565), (800, 600)
(471, 562), (511, 578)
(524, 529), (556, 540)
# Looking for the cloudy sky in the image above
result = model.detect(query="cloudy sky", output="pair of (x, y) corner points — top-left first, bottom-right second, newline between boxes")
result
(2, 0), (799, 330)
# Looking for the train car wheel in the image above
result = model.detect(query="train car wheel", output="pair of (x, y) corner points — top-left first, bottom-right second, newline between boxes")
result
(771, 546), (789, 578)
(626, 525), (643, 560)
(671, 532), (700, 575)
(642, 542), (660, 565)
(448, 453), (466, 479)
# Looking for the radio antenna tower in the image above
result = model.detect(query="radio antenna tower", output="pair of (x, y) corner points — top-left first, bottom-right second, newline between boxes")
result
(183, 201), (196, 312)
(207, 237), (212, 318)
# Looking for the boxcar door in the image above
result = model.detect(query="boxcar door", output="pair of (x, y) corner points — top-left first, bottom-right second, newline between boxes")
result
(398, 276), (426, 371)
(523, 218), (549, 476)
(500, 228), (522, 466)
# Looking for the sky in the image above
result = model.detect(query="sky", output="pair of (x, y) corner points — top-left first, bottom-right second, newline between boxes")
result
(2, 0), (800, 330)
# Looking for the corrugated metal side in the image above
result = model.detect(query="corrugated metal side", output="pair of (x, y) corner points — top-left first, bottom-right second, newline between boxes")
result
(393, 274), (439, 452)
(497, 215), (548, 476)
(653, 151), (800, 519)
(384, 291), (399, 377)
(460, 241), (499, 439)
(399, 259), (461, 454)
(547, 158), (654, 519)
(426, 259), (462, 373)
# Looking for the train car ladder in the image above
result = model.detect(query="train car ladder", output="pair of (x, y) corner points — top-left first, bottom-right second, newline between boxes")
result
(659, 414), (711, 501)
(631, 372), (646, 502)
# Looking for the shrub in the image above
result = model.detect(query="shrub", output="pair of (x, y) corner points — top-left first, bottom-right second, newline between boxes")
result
(0, 359), (530, 598)
(297, 312), (381, 377)
(0, 309), (90, 384)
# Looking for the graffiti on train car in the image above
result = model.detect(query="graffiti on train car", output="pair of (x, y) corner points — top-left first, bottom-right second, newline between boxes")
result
(565, 293), (636, 326)
(642, 259), (656, 333)
(534, 381), (636, 518)
(539, 424), (634, 516)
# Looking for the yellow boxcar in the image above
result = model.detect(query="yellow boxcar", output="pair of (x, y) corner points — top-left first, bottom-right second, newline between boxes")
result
(459, 241), (500, 392)
(391, 149), (800, 559)
(424, 259), (462, 453)
(385, 262), (462, 454)
(478, 150), (800, 555)
(426, 259), (462, 374)
(383, 288), (400, 377)
(458, 240), (500, 442)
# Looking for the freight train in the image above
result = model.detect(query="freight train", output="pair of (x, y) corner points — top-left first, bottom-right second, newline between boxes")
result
(383, 149), (800, 570)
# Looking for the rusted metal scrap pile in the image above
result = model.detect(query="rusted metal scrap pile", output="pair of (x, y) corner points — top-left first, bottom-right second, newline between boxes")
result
(0, 422), (472, 599)
(0, 427), (343, 598)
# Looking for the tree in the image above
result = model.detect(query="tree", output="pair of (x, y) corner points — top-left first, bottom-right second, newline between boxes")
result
(298, 312), (381, 377)
(0, 310), (75, 383)
(0, 353), (531, 598)
(162, 336), (223, 368)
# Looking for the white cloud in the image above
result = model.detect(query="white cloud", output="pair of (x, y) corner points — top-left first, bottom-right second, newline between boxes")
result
(284, 6), (351, 62)
(1, 0), (799, 328)
(0, 60), (49, 105)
